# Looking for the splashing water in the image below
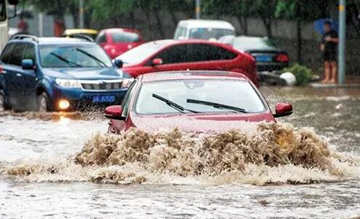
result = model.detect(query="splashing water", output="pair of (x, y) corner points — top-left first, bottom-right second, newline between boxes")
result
(1, 122), (359, 186)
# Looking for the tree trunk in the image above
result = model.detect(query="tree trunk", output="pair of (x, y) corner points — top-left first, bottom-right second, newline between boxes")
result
(168, 7), (178, 27)
(129, 11), (136, 28)
(153, 9), (165, 39)
(237, 16), (248, 35)
(262, 18), (272, 38)
(141, 7), (153, 40)
(297, 19), (302, 64)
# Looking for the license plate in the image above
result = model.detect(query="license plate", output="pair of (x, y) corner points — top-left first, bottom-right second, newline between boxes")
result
(92, 95), (115, 103)
(256, 55), (272, 62)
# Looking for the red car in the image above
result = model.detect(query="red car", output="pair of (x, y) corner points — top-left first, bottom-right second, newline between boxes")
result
(96, 28), (144, 59)
(104, 71), (292, 133)
(113, 40), (259, 86)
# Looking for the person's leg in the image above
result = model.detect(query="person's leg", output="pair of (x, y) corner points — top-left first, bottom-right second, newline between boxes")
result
(329, 61), (337, 83)
(322, 61), (330, 83)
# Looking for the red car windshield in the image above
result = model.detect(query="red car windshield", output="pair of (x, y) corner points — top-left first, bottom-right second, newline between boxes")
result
(117, 42), (163, 65)
(135, 79), (266, 115)
(111, 31), (140, 43)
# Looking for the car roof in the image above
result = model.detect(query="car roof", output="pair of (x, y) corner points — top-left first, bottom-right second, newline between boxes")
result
(63, 29), (98, 35)
(102, 28), (140, 33)
(8, 37), (94, 45)
(139, 71), (249, 83)
(139, 39), (228, 50)
(178, 19), (235, 30)
(37, 37), (95, 45)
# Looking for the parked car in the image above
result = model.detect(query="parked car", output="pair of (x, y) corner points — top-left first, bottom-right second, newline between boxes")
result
(63, 29), (98, 41)
(174, 19), (235, 40)
(219, 35), (289, 72)
(96, 28), (144, 59)
(104, 71), (292, 133)
(0, 35), (132, 112)
(114, 39), (259, 86)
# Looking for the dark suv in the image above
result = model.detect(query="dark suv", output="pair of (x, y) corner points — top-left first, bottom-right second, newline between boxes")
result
(0, 35), (131, 112)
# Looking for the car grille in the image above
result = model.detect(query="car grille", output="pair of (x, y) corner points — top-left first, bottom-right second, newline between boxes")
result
(81, 80), (123, 90)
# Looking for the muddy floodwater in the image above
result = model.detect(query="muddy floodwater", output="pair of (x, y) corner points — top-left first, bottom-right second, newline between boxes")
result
(0, 87), (360, 218)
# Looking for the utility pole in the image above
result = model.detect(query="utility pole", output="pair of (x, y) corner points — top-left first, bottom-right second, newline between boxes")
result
(338, 0), (346, 84)
(38, 13), (43, 37)
(196, 0), (200, 19)
(79, 0), (84, 28)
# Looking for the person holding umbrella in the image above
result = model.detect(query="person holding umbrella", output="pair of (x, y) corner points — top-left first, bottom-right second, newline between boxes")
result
(321, 21), (339, 84)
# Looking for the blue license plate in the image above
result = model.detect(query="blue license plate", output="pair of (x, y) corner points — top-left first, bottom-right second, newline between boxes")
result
(256, 55), (272, 62)
(92, 95), (115, 103)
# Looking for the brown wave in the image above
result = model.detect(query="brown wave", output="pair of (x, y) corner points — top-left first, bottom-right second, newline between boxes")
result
(2, 122), (359, 185)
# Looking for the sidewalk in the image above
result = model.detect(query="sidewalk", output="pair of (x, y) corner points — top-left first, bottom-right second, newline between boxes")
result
(310, 75), (360, 88)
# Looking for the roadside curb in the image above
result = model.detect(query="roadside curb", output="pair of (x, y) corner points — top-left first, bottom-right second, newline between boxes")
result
(309, 83), (360, 88)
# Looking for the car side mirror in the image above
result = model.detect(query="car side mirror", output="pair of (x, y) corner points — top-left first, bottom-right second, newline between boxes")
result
(273, 103), (293, 118)
(105, 105), (125, 120)
(114, 59), (124, 68)
(21, 59), (35, 70)
(152, 58), (163, 66)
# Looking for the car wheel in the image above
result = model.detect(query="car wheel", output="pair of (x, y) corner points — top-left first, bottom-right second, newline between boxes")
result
(0, 92), (5, 112)
(0, 90), (10, 112)
(37, 92), (50, 112)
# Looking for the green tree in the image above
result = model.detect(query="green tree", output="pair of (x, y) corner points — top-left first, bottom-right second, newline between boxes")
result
(275, 0), (324, 63)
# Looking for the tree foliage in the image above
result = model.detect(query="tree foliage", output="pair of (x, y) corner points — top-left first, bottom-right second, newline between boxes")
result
(25, 0), (335, 37)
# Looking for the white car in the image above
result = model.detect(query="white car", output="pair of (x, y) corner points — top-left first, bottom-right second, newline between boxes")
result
(174, 19), (235, 41)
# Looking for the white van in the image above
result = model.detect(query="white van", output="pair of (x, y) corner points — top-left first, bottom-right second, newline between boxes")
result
(174, 19), (235, 41)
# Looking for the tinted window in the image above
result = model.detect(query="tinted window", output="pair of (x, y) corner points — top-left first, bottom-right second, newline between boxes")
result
(111, 31), (139, 43)
(155, 45), (187, 64)
(9, 43), (26, 66)
(187, 44), (236, 62)
(136, 79), (265, 115)
(0, 0), (6, 22)
(1, 44), (15, 64)
(23, 44), (36, 62)
(96, 32), (107, 44)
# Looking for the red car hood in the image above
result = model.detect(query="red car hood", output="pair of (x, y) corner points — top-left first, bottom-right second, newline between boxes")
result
(130, 112), (275, 133)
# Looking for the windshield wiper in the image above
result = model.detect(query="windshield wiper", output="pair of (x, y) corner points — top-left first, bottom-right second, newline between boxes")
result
(152, 94), (199, 113)
(76, 48), (107, 67)
(187, 99), (248, 113)
(50, 52), (83, 67)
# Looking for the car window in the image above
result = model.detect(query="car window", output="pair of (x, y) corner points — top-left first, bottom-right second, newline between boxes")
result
(155, 44), (187, 64)
(174, 26), (186, 39)
(0, 44), (15, 64)
(96, 32), (107, 44)
(187, 44), (236, 62)
(233, 38), (277, 51)
(189, 28), (235, 40)
(111, 31), (139, 43)
(121, 80), (137, 118)
(0, 0), (6, 22)
(23, 44), (36, 62)
(136, 79), (265, 115)
(118, 41), (163, 65)
(8, 43), (26, 66)
(39, 44), (112, 68)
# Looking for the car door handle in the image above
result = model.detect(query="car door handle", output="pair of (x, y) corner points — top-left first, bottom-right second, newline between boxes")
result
(16, 73), (22, 77)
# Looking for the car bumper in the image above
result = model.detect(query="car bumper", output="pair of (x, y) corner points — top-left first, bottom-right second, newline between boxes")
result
(51, 86), (127, 111)
(256, 62), (288, 73)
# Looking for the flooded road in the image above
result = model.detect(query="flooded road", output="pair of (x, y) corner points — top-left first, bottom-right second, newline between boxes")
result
(0, 87), (360, 218)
